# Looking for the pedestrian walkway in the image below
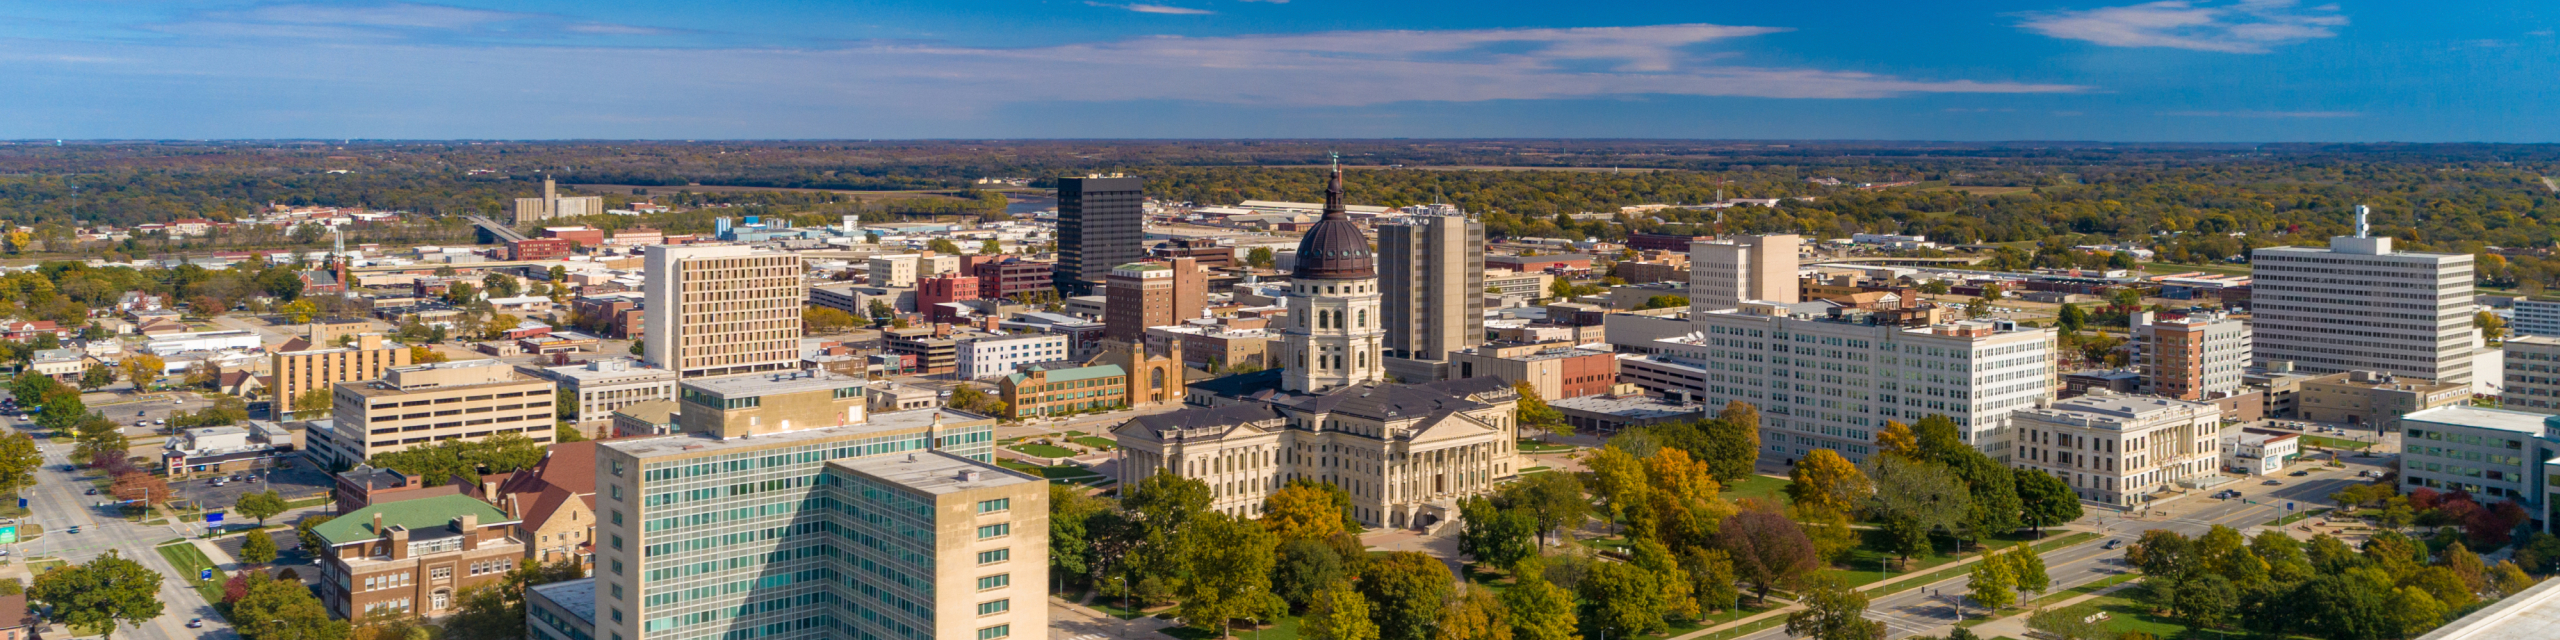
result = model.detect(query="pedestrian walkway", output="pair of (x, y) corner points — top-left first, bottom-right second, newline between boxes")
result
(1658, 525), (2097, 640)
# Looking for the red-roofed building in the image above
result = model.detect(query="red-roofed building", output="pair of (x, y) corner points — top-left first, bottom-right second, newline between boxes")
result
(473, 442), (597, 567)
(0, 321), (66, 342)
(918, 275), (980, 324)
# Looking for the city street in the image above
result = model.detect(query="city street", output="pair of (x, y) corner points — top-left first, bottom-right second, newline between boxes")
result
(20, 426), (234, 640)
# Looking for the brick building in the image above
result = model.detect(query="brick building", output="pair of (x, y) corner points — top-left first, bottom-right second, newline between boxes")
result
(313, 494), (525, 619)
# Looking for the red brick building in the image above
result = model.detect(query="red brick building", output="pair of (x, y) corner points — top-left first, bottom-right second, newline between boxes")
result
(918, 275), (980, 323)
(508, 238), (573, 261)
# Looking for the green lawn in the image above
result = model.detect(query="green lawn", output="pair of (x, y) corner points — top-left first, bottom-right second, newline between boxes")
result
(2044, 589), (2240, 640)
(284, 495), (333, 509)
(1071, 436), (1118, 450)
(1722, 474), (1792, 506)
(1007, 443), (1079, 458)
(1161, 615), (1300, 640)
(2301, 435), (2373, 451)
(155, 542), (228, 605)
(1831, 530), (2101, 591)
(2267, 508), (2331, 527)
(1962, 571), (2140, 627)
(1517, 439), (1579, 453)
(998, 460), (1110, 486)
(24, 558), (65, 575)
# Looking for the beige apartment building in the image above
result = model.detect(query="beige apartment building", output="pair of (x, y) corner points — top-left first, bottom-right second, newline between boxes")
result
(2010, 392), (2223, 507)
(317, 360), (556, 468)
(643, 244), (807, 379)
(274, 332), (412, 419)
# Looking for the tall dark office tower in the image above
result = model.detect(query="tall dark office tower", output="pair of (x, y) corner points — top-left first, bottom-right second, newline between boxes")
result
(1054, 175), (1146, 297)
(1378, 209), (1486, 361)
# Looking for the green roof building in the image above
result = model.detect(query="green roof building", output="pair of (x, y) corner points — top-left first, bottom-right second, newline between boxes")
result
(314, 493), (525, 619)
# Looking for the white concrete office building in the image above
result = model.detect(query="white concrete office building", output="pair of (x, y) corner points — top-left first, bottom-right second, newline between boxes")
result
(2399, 405), (2560, 530)
(2010, 392), (2223, 507)
(2504, 336), (2560, 414)
(1676, 302), (2057, 463)
(2514, 299), (2560, 338)
(1688, 234), (1799, 315)
(955, 334), (1072, 380)
(2251, 232), (2477, 387)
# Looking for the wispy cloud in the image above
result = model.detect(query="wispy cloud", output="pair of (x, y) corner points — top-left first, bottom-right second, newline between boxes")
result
(1087, 2), (1216, 15)
(154, 2), (675, 41)
(2161, 110), (2359, 118)
(2019, 0), (2346, 53)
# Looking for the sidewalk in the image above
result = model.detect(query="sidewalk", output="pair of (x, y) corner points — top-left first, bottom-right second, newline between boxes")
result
(1965, 579), (2142, 638)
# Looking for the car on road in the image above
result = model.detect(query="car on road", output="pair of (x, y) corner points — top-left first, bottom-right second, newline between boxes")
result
(2290, 470), (2309, 476)
(187, 619), (203, 629)
(2104, 539), (2122, 550)
(66, 526), (77, 534)
(82, 488), (94, 495)
(2264, 479), (2283, 485)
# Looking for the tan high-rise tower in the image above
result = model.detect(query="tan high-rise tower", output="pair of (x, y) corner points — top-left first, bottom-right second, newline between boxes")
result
(1688, 234), (1800, 315)
(643, 244), (806, 379)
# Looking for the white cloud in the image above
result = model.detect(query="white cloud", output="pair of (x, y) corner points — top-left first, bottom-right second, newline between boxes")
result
(1087, 3), (1216, 15)
(0, 22), (2090, 137)
(2160, 110), (2359, 117)
(2019, 0), (2345, 53)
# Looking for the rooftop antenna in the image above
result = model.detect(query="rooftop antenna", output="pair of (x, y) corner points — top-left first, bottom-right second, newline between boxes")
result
(2355, 204), (2370, 238)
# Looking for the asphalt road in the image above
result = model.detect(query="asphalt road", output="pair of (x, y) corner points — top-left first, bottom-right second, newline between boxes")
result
(1734, 461), (2381, 640)
(21, 426), (235, 640)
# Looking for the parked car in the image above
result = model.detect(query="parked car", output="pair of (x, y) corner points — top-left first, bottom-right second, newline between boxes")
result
(2289, 470), (2309, 477)
(82, 488), (94, 495)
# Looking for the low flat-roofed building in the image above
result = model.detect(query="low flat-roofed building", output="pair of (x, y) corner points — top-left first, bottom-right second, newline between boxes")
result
(526, 578), (596, 640)
(2221, 428), (2300, 476)
(2299, 370), (2469, 432)
(524, 358), (676, 438)
(1549, 390), (1707, 436)
(606, 400), (677, 439)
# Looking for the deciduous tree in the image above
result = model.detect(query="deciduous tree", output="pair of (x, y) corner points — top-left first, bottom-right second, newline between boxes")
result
(1967, 548), (2016, 612)
(1861, 455), (1968, 565)
(1358, 552), (1452, 640)
(1265, 482), (1351, 542)
(1786, 449), (1871, 516)
(231, 572), (349, 640)
(1178, 513), (1278, 637)
(30, 550), (165, 640)
(1431, 587), (1511, 640)
(240, 530), (279, 565)
(1784, 576), (1883, 640)
(1705, 402), (1762, 483)
(1716, 510), (1817, 604)
(1456, 497), (1533, 571)
(1875, 421), (1921, 460)
(1585, 446), (1649, 533)
(1499, 572), (1576, 640)
(1499, 470), (1586, 546)
(1512, 382), (1567, 440)
(236, 490), (289, 526)
(2012, 468), (2081, 535)
(1302, 585), (1377, 640)
(1272, 538), (1345, 611)
(1578, 560), (1666, 638)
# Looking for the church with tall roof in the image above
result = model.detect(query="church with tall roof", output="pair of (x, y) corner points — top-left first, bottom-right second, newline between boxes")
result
(1109, 166), (1523, 529)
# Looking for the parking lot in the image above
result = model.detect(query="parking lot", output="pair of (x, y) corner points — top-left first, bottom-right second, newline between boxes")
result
(164, 461), (332, 516)
(94, 392), (214, 439)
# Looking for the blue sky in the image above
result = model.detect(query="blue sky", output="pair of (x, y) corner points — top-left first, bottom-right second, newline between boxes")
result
(0, 0), (2553, 141)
